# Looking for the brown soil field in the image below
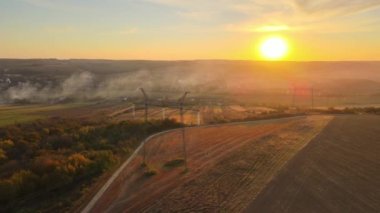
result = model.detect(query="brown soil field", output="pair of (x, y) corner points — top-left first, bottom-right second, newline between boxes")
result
(245, 115), (380, 213)
(86, 115), (332, 213)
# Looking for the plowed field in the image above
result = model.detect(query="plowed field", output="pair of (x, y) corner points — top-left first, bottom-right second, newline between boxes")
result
(87, 116), (332, 212)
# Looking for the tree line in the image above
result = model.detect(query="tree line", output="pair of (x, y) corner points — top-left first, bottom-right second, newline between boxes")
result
(0, 117), (181, 212)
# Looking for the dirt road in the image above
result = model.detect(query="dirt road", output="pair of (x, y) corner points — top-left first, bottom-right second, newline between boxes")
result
(245, 115), (380, 213)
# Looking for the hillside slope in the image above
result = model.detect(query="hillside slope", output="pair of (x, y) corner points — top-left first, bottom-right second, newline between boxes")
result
(246, 115), (380, 213)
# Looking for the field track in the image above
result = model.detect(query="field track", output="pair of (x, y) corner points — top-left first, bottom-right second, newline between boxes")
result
(245, 115), (380, 213)
(83, 115), (332, 213)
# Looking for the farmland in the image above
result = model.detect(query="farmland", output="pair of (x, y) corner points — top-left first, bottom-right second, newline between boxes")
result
(0, 103), (90, 127)
(246, 115), (380, 213)
(1, 99), (379, 212)
(0, 100), (292, 212)
(85, 115), (332, 212)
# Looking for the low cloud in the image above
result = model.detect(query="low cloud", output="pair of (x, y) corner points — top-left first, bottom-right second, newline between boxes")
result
(146, 0), (380, 34)
(293, 0), (380, 17)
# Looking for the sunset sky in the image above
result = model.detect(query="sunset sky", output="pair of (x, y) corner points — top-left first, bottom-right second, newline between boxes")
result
(1, 0), (380, 60)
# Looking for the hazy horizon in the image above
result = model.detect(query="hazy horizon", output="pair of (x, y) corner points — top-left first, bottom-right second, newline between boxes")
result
(1, 59), (379, 106)
(1, 58), (380, 62)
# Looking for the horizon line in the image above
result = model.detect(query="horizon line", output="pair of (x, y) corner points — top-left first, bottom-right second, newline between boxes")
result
(0, 58), (380, 63)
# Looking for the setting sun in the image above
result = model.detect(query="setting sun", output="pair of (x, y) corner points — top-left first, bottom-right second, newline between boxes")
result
(260, 37), (288, 60)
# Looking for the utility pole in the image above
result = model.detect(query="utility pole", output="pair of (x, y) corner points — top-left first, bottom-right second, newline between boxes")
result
(132, 104), (136, 119)
(292, 86), (296, 107)
(139, 88), (149, 165)
(139, 88), (149, 123)
(311, 86), (314, 109)
(161, 96), (167, 120)
(197, 110), (201, 126)
(162, 108), (166, 120)
(178, 92), (189, 123)
(178, 91), (190, 170)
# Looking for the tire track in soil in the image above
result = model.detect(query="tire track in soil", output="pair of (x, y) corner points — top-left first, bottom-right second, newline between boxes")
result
(90, 116), (330, 213)
(246, 115), (380, 213)
(119, 124), (288, 212)
(140, 116), (331, 213)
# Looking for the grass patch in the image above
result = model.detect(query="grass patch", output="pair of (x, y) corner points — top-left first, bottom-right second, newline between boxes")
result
(144, 169), (157, 177)
(163, 159), (185, 169)
(0, 113), (43, 126)
(142, 163), (157, 177)
(0, 103), (90, 127)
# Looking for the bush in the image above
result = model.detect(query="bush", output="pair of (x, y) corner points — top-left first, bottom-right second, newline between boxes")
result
(86, 151), (117, 175)
(64, 153), (91, 176)
(0, 139), (14, 150)
(40, 169), (73, 191)
(163, 159), (185, 169)
(0, 149), (7, 163)
(8, 170), (39, 196)
(0, 179), (17, 202)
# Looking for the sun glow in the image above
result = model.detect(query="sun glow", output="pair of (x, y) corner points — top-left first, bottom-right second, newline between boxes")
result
(259, 37), (288, 60)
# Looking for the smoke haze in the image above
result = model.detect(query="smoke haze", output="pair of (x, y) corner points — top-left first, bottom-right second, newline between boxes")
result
(0, 59), (379, 105)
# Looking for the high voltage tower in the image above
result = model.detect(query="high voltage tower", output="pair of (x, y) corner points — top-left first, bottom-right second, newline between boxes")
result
(139, 88), (149, 123)
(178, 91), (190, 170)
(137, 88), (195, 169)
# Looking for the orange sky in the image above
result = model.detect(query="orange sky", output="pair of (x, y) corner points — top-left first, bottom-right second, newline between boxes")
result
(1, 0), (380, 60)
